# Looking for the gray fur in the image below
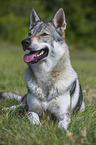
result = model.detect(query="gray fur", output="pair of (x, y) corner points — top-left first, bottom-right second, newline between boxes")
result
(1, 8), (84, 131)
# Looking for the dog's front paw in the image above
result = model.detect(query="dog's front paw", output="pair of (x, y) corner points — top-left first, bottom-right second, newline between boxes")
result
(27, 112), (41, 125)
(58, 118), (70, 131)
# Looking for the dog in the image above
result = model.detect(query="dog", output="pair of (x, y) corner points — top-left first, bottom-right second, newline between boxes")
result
(0, 8), (84, 130)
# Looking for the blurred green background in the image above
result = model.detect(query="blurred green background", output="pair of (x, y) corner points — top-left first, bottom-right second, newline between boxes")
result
(0, 2), (96, 144)
(0, 0), (96, 49)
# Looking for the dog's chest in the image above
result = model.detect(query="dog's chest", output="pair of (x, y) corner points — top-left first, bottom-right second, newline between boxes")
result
(26, 72), (53, 99)
(27, 91), (52, 115)
(28, 80), (52, 100)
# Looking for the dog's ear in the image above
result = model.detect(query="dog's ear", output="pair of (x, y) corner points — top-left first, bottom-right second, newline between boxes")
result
(30, 8), (40, 29)
(53, 8), (66, 32)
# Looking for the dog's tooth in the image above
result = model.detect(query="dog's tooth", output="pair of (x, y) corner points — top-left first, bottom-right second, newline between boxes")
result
(36, 54), (40, 57)
(35, 50), (44, 58)
(40, 51), (44, 55)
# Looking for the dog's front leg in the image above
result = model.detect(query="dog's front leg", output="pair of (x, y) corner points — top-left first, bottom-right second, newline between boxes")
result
(49, 91), (71, 131)
(26, 112), (41, 125)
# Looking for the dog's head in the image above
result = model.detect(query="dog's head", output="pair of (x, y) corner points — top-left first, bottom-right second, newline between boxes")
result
(21, 8), (66, 64)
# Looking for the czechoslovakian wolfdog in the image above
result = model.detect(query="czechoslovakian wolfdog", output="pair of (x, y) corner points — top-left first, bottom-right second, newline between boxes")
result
(0, 8), (84, 130)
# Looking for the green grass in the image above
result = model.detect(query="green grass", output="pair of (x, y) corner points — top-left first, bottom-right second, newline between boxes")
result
(0, 41), (96, 145)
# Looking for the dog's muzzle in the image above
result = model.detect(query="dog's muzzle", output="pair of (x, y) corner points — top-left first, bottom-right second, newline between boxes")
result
(21, 38), (49, 64)
(21, 38), (31, 51)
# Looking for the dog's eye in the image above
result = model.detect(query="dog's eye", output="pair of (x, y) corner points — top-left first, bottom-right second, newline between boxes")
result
(41, 33), (49, 37)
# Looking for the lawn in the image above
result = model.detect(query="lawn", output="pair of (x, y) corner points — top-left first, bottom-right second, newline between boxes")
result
(0, 41), (96, 145)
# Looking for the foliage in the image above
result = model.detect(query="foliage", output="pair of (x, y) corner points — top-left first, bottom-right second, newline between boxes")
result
(0, 13), (28, 44)
(0, 0), (96, 49)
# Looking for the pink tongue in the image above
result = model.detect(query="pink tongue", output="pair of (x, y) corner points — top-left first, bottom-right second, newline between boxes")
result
(24, 53), (38, 63)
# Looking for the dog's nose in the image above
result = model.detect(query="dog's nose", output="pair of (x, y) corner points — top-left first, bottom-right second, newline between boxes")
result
(21, 38), (31, 51)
